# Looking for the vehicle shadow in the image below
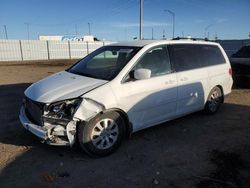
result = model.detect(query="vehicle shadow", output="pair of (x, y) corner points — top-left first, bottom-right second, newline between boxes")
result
(232, 77), (250, 89)
(0, 83), (41, 147)
(0, 83), (250, 187)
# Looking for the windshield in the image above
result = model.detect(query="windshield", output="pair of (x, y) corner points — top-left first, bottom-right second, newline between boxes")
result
(67, 46), (141, 80)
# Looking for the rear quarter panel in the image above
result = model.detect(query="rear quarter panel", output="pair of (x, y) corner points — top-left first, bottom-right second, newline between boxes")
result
(207, 45), (233, 96)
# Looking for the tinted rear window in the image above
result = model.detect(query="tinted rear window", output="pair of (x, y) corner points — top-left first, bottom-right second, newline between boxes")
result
(170, 44), (226, 72)
(232, 46), (250, 58)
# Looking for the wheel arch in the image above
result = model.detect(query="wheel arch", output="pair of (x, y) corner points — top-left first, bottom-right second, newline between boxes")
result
(102, 108), (132, 138)
(206, 85), (224, 103)
(215, 85), (224, 103)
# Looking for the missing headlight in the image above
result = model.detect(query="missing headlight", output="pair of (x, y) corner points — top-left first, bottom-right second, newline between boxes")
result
(44, 98), (82, 120)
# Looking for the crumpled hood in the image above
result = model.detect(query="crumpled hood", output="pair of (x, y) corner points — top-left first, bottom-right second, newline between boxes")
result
(25, 71), (107, 103)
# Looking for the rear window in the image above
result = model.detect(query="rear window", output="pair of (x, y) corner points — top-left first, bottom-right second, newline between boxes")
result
(232, 46), (250, 58)
(170, 44), (226, 72)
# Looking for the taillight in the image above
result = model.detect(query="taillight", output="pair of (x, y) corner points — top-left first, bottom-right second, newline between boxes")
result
(229, 68), (232, 76)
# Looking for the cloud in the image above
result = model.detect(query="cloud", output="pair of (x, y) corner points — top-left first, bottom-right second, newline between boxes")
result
(194, 19), (206, 23)
(113, 21), (170, 28)
(215, 18), (228, 23)
(193, 18), (228, 25)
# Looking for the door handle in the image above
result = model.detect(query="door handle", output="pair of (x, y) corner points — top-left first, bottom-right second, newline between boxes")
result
(190, 92), (198, 98)
(165, 80), (175, 85)
(180, 77), (188, 81)
(169, 80), (175, 84)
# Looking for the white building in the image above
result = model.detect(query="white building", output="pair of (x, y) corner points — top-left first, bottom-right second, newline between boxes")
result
(39, 35), (63, 41)
(39, 35), (95, 42)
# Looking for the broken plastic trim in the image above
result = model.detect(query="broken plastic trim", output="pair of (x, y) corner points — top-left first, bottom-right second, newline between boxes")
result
(44, 98), (82, 120)
(74, 97), (105, 121)
(42, 116), (70, 126)
(44, 120), (78, 146)
(40, 99), (82, 146)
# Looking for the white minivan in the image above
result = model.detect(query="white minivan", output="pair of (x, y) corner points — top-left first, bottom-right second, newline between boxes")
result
(19, 39), (233, 156)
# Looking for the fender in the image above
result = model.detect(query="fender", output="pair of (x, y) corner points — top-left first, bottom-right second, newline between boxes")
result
(74, 99), (133, 137)
(74, 97), (105, 121)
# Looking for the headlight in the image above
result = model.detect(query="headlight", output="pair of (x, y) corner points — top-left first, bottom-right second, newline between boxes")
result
(45, 98), (82, 120)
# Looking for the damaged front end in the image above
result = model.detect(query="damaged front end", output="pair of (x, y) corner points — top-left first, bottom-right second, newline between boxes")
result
(20, 97), (82, 146)
(20, 97), (105, 146)
(41, 98), (82, 146)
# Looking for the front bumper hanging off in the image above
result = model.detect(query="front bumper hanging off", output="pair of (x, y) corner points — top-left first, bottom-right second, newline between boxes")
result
(19, 106), (48, 140)
(19, 106), (76, 146)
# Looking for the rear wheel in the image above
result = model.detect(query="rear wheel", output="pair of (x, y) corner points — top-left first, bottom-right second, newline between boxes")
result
(204, 86), (223, 114)
(78, 111), (125, 157)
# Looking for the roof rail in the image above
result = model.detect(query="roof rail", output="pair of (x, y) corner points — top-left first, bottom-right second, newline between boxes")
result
(172, 37), (210, 41)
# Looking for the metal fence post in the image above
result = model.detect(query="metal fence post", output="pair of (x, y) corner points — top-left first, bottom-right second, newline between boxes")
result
(86, 41), (89, 54)
(46, 40), (50, 60)
(68, 40), (71, 59)
(19, 40), (24, 61)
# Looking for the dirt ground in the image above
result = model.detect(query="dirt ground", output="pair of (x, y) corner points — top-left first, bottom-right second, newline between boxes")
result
(0, 60), (250, 188)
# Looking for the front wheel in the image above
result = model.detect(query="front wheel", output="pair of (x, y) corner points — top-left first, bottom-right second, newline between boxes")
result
(204, 86), (223, 114)
(78, 111), (125, 157)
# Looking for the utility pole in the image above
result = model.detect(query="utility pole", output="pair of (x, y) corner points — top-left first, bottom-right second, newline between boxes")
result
(75, 24), (78, 36)
(139, 0), (143, 40)
(3, 25), (8, 39)
(215, 33), (218, 40)
(151, 28), (154, 40)
(164, 9), (175, 39)
(24, 23), (30, 40)
(204, 24), (213, 39)
(88, 22), (91, 35)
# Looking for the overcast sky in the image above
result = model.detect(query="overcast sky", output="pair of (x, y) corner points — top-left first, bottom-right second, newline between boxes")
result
(0, 0), (250, 41)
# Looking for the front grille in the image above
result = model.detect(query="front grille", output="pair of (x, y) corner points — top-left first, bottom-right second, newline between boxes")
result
(25, 97), (45, 126)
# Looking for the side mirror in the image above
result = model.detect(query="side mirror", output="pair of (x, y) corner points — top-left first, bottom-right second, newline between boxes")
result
(134, 68), (151, 80)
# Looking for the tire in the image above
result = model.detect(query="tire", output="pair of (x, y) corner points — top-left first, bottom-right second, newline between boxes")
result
(78, 111), (125, 157)
(204, 86), (223, 114)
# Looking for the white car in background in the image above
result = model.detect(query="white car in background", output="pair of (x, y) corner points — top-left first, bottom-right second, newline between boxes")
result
(19, 39), (233, 157)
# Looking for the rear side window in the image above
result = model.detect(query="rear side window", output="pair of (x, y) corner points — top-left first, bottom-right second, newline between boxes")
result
(199, 45), (226, 66)
(170, 44), (226, 72)
(170, 44), (200, 71)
